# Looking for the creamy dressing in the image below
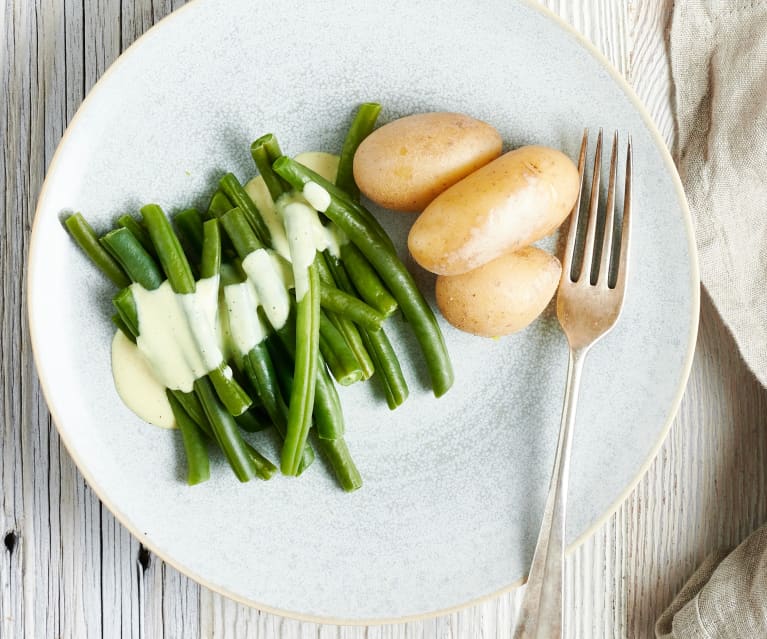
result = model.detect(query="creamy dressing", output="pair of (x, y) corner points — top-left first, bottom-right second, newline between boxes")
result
(243, 151), (339, 260)
(111, 330), (175, 429)
(132, 276), (224, 393)
(303, 181), (331, 213)
(241, 249), (292, 329)
(223, 280), (267, 357)
(282, 200), (320, 300)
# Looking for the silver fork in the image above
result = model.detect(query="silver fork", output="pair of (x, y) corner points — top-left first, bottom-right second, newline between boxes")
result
(513, 129), (632, 639)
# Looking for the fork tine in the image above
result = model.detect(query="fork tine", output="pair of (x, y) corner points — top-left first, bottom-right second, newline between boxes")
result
(597, 132), (618, 287)
(562, 130), (589, 282)
(578, 129), (602, 283)
(614, 136), (632, 293)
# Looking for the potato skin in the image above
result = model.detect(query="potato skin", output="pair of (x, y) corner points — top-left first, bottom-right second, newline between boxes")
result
(353, 112), (502, 212)
(435, 247), (561, 337)
(409, 146), (579, 275)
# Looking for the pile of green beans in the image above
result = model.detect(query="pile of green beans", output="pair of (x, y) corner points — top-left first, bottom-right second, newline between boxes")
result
(62, 102), (454, 491)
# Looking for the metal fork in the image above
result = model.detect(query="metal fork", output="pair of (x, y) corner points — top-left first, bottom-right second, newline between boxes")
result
(513, 129), (632, 639)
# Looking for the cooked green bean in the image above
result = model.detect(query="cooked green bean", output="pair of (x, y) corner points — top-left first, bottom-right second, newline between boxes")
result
(244, 442), (278, 480)
(64, 213), (130, 288)
(199, 219), (221, 279)
(361, 327), (408, 410)
(174, 208), (205, 273)
(219, 207), (265, 257)
(167, 391), (210, 485)
(281, 264), (321, 475)
(319, 282), (386, 331)
(339, 244), (398, 316)
(208, 189), (234, 218)
(194, 376), (261, 482)
(219, 173), (272, 246)
(100, 227), (163, 290)
(316, 435), (362, 492)
(319, 312), (364, 386)
(117, 214), (157, 259)
(251, 134), (291, 200)
(336, 102), (382, 199)
(140, 204), (196, 294)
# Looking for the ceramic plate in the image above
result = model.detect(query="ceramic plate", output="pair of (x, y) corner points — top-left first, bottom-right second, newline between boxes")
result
(28, 0), (699, 623)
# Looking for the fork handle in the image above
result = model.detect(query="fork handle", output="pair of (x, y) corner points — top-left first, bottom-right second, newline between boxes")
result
(513, 346), (588, 639)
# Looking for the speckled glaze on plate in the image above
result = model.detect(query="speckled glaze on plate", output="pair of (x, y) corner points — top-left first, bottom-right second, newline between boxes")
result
(28, 0), (699, 624)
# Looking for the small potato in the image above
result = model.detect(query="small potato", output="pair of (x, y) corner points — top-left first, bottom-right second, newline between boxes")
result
(436, 247), (561, 337)
(409, 145), (579, 275)
(353, 112), (502, 212)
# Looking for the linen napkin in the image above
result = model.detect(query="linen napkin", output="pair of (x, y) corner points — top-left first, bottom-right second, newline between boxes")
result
(654, 1), (767, 637)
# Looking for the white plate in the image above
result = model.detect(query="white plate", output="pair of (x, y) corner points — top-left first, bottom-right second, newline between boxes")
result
(28, 0), (699, 624)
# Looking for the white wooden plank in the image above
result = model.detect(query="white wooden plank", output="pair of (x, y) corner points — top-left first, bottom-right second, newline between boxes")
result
(5, 1), (767, 638)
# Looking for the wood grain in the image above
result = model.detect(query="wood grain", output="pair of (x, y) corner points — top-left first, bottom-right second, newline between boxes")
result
(2, 1), (766, 638)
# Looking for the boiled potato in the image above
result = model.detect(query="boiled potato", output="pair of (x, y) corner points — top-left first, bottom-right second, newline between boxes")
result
(353, 112), (502, 212)
(408, 146), (579, 275)
(435, 247), (561, 337)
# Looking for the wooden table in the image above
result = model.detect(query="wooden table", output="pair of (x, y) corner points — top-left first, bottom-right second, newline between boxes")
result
(3, 1), (766, 637)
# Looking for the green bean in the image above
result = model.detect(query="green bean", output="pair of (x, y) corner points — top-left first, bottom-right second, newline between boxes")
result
(319, 281), (385, 331)
(339, 244), (398, 316)
(208, 364), (251, 417)
(194, 377), (259, 482)
(100, 227), (163, 290)
(319, 312), (363, 386)
(235, 407), (271, 433)
(140, 204), (195, 294)
(117, 214), (157, 259)
(64, 213), (130, 288)
(274, 306), (345, 441)
(316, 435), (362, 492)
(111, 314), (136, 343)
(274, 157), (454, 397)
(199, 219), (221, 279)
(219, 207), (264, 257)
(167, 391), (210, 485)
(251, 134), (290, 200)
(336, 102), (382, 199)
(322, 252), (375, 379)
(219, 173), (272, 246)
(174, 208), (205, 273)
(244, 442), (277, 480)
(281, 264), (320, 475)
(208, 189), (234, 218)
(243, 344), (287, 430)
(171, 390), (212, 437)
(113, 288), (139, 336)
(316, 255), (372, 378)
(361, 327), (408, 410)
(252, 340), (317, 475)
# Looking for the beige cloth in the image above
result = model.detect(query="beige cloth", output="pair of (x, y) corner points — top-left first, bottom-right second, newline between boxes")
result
(655, 526), (767, 638)
(672, 0), (767, 387)
(657, 1), (767, 637)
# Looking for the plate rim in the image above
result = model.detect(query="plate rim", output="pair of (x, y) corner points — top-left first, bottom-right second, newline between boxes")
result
(26, 0), (701, 625)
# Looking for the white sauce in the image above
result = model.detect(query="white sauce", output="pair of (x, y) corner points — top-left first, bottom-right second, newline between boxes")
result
(282, 200), (318, 300)
(111, 330), (175, 429)
(241, 249), (292, 329)
(223, 281), (267, 357)
(132, 276), (224, 393)
(303, 181), (331, 213)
